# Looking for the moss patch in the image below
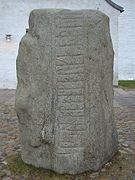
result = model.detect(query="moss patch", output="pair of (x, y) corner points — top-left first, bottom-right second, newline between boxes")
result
(119, 80), (135, 88)
(6, 153), (72, 179)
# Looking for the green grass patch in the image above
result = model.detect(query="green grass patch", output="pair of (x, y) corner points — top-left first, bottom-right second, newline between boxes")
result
(6, 153), (73, 179)
(118, 80), (135, 88)
(5, 151), (135, 180)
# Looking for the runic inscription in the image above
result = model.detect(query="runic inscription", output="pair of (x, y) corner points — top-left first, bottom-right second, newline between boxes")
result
(55, 14), (86, 154)
(16, 9), (118, 175)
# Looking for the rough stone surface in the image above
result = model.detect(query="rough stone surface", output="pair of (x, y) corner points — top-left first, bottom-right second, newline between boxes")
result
(15, 9), (118, 174)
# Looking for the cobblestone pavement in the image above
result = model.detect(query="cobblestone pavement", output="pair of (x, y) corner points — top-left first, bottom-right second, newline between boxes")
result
(0, 88), (135, 179)
(114, 88), (135, 151)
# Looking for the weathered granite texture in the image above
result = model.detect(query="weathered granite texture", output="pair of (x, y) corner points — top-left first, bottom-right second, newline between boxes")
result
(15, 9), (118, 174)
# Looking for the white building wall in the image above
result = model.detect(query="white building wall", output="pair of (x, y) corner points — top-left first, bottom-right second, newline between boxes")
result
(114, 0), (135, 80)
(99, 2), (120, 85)
(0, 0), (120, 88)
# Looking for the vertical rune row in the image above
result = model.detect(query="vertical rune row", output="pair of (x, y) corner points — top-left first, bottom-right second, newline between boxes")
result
(54, 13), (87, 159)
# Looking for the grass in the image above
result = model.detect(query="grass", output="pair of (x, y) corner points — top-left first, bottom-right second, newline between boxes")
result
(5, 151), (135, 180)
(6, 153), (72, 180)
(118, 80), (135, 88)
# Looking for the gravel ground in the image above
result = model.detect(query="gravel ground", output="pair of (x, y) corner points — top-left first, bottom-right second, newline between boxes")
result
(0, 88), (135, 179)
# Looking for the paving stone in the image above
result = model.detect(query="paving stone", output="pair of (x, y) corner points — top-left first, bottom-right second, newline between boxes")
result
(122, 143), (129, 148)
(1, 170), (11, 176)
(0, 170), (6, 177)
(101, 168), (106, 172)
(2, 177), (13, 180)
